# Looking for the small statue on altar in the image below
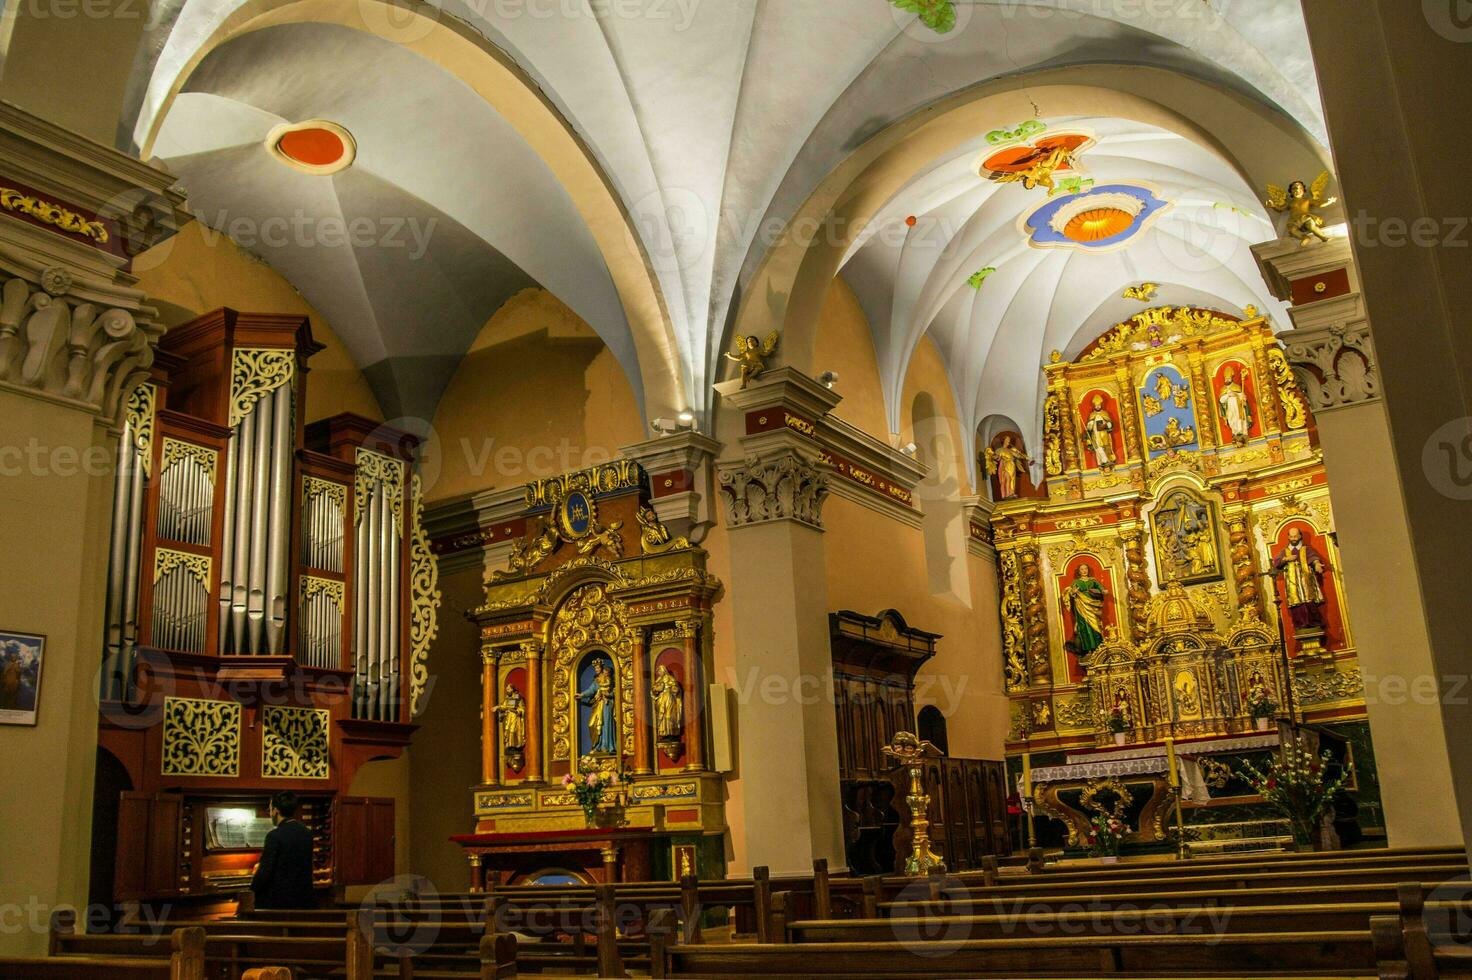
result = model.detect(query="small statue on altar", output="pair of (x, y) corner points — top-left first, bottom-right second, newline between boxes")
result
(493, 683), (527, 750)
(652, 665), (684, 743)
(1065, 563), (1108, 661)
(1218, 365), (1253, 446)
(1082, 395), (1117, 471)
(983, 435), (1032, 500)
(1272, 527), (1329, 632)
(725, 330), (780, 388)
(578, 658), (619, 755)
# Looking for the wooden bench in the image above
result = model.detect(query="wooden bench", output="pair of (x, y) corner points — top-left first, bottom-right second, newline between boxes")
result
(0, 926), (206, 980)
(648, 929), (1383, 977)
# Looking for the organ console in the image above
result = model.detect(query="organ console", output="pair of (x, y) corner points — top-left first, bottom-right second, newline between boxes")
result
(94, 308), (439, 912)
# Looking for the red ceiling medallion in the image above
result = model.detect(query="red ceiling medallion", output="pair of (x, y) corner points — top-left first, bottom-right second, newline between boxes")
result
(266, 120), (357, 175)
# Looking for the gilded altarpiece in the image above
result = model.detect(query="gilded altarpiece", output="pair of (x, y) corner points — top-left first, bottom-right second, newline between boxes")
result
(462, 461), (727, 885)
(996, 307), (1380, 852)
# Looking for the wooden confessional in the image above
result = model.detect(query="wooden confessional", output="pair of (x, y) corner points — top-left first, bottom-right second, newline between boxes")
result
(831, 609), (1012, 873)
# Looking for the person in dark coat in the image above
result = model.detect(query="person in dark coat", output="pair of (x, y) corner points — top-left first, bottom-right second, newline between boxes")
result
(251, 791), (316, 909)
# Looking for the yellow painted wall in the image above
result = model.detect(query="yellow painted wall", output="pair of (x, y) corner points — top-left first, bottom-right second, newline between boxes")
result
(427, 288), (644, 504)
(131, 221), (382, 424)
(813, 278), (888, 437)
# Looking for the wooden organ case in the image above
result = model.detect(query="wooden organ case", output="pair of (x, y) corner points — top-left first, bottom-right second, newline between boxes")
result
(94, 308), (442, 911)
(831, 610), (1011, 874)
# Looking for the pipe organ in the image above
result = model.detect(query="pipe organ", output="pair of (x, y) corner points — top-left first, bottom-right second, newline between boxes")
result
(95, 308), (440, 910)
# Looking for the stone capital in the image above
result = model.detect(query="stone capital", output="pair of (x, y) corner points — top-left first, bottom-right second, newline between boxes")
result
(1278, 320), (1380, 412)
(716, 449), (829, 530)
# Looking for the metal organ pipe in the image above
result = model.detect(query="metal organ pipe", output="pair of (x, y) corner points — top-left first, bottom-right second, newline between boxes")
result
(265, 383), (292, 653)
(229, 407), (255, 650)
(246, 392), (272, 653)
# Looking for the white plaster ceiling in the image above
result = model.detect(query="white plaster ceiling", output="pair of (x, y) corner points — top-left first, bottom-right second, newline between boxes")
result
(122, 0), (1326, 429)
(838, 116), (1287, 485)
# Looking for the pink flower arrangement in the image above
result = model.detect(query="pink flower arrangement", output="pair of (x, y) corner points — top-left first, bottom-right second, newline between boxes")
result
(564, 756), (621, 820)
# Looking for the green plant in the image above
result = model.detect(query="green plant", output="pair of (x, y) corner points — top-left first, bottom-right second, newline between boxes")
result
(889, 0), (957, 33)
(1084, 813), (1126, 857)
(1238, 736), (1348, 844)
(561, 756), (619, 821)
(1106, 707), (1128, 734)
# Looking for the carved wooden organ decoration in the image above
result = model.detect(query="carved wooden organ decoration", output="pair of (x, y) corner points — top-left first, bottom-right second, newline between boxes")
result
(992, 305), (1375, 844)
(462, 461), (726, 883)
(95, 308), (442, 906)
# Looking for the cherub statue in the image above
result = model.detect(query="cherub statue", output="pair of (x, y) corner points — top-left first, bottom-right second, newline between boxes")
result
(1265, 171), (1338, 247)
(725, 330), (780, 388)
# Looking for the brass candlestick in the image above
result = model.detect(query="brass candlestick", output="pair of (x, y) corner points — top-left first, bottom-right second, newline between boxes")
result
(883, 732), (946, 876)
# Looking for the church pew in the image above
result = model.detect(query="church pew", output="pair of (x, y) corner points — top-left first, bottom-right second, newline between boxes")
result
(996, 847), (1467, 883)
(0, 925), (206, 980)
(647, 929), (1383, 978)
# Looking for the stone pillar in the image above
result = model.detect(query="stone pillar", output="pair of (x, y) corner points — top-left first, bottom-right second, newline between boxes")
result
(716, 369), (846, 875)
(1254, 235), (1460, 846)
(0, 104), (185, 957)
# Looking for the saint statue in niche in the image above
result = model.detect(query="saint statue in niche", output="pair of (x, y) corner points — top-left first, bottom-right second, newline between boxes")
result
(493, 684), (526, 749)
(1272, 527), (1329, 632)
(1218, 365), (1253, 446)
(983, 435), (1032, 500)
(578, 657), (618, 755)
(652, 665), (684, 743)
(1082, 395), (1117, 471)
(1065, 563), (1108, 661)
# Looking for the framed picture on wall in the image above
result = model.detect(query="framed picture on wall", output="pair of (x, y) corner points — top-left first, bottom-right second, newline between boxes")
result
(0, 630), (45, 726)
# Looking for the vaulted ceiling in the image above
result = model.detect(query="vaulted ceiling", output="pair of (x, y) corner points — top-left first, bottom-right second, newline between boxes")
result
(119, 0), (1329, 440)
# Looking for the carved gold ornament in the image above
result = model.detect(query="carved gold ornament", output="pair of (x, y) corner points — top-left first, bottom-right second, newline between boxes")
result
(409, 474), (442, 717)
(301, 575), (345, 608)
(154, 548), (211, 587)
(1000, 549), (1028, 691)
(550, 583), (636, 761)
(1079, 306), (1252, 364)
(161, 696), (240, 776)
(304, 476), (347, 510)
(160, 438), (218, 481)
(0, 187), (109, 244)
(125, 383), (157, 477)
(261, 705), (330, 779)
(1267, 346), (1309, 430)
(229, 348), (295, 428)
(354, 448), (405, 535)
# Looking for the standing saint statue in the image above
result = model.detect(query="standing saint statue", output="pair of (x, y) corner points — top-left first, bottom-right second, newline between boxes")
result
(1065, 563), (1108, 660)
(1082, 395), (1117, 471)
(983, 435), (1032, 500)
(492, 683), (526, 749)
(1272, 527), (1329, 631)
(578, 658), (619, 755)
(652, 665), (684, 741)
(1218, 366), (1253, 446)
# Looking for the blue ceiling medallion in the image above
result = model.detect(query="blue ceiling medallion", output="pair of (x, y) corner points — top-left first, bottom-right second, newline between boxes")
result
(1022, 183), (1170, 251)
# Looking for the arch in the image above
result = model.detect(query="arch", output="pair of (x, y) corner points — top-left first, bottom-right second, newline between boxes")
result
(916, 704), (948, 756)
(133, 0), (687, 422)
(730, 66), (1333, 416)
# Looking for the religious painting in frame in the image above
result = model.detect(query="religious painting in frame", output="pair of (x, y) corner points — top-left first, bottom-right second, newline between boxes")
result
(1138, 363), (1199, 458)
(0, 630), (45, 726)
(1149, 488), (1223, 585)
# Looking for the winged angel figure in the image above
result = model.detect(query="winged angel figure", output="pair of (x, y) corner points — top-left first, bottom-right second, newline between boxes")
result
(725, 330), (779, 389)
(1265, 171), (1338, 246)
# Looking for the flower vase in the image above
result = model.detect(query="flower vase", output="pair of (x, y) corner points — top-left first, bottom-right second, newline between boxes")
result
(1255, 717), (1271, 732)
(1112, 732), (1127, 746)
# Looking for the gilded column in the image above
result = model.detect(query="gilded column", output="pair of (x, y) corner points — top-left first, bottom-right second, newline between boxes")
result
(998, 548), (1029, 691)
(1187, 349), (1218, 450)
(631, 629), (652, 775)
(523, 639), (545, 783)
(1119, 527), (1151, 639)
(481, 649), (499, 785)
(679, 619), (705, 772)
(1226, 511), (1260, 617)
(1113, 364), (1143, 464)
(1249, 334), (1282, 434)
(1056, 380), (1082, 474)
(1018, 546), (1051, 686)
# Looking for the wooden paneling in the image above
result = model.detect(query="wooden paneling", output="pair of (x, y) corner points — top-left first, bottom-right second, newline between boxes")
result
(335, 796), (394, 886)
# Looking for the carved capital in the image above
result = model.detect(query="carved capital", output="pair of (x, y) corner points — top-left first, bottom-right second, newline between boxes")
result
(716, 451), (829, 529)
(0, 252), (163, 424)
(1279, 321), (1380, 411)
